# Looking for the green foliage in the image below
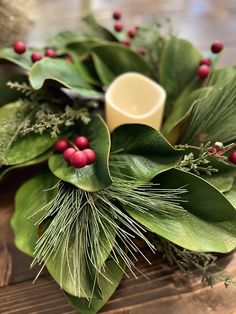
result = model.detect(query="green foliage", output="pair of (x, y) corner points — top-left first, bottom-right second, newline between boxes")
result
(177, 142), (218, 176)
(180, 70), (236, 144)
(111, 123), (183, 181)
(159, 37), (202, 118)
(91, 44), (151, 85)
(65, 255), (125, 314)
(83, 14), (118, 42)
(11, 171), (59, 256)
(150, 169), (236, 253)
(0, 101), (55, 166)
(152, 236), (234, 288)
(162, 87), (210, 144)
(225, 179), (236, 208)
(49, 115), (112, 192)
(0, 150), (52, 182)
(0, 47), (34, 69)
(29, 58), (102, 97)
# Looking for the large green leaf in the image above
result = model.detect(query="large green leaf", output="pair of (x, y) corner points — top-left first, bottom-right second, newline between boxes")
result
(11, 171), (59, 256)
(66, 255), (125, 314)
(42, 206), (116, 298)
(159, 37), (201, 117)
(29, 58), (102, 97)
(65, 37), (106, 57)
(0, 101), (55, 166)
(48, 115), (112, 192)
(125, 169), (236, 253)
(91, 44), (151, 85)
(0, 150), (52, 181)
(225, 179), (236, 208)
(110, 124), (183, 181)
(0, 48), (33, 70)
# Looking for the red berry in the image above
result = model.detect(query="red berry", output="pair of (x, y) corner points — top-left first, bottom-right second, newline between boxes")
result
(13, 40), (26, 54)
(229, 151), (236, 164)
(74, 136), (89, 149)
(209, 147), (217, 154)
(31, 52), (42, 63)
(211, 41), (224, 53)
(200, 57), (211, 66)
(127, 29), (137, 38)
(65, 56), (73, 63)
(63, 147), (76, 162)
(114, 22), (123, 32)
(138, 47), (146, 56)
(45, 48), (57, 58)
(113, 10), (121, 20)
(197, 64), (210, 79)
(121, 39), (131, 47)
(54, 139), (69, 153)
(70, 151), (88, 168)
(83, 148), (96, 165)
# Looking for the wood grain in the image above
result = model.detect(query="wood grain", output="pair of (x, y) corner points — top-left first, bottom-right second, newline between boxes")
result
(0, 0), (236, 313)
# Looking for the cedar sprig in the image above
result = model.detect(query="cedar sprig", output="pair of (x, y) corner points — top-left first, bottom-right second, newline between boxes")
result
(152, 235), (235, 288)
(177, 142), (218, 176)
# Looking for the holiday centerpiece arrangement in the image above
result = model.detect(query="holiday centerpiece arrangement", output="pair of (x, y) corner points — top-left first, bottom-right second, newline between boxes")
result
(1, 10), (236, 313)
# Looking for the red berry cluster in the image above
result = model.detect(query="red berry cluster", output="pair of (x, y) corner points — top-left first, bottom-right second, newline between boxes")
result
(112, 10), (144, 54)
(209, 142), (236, 164)
(54, 136), (96, 169)
(13, 40), (57, 63)
(197, 40), (224, 79)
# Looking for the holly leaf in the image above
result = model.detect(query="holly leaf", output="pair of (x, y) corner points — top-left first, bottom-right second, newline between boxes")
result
(65, 255), (125, 314)
(125, 169), (236, 253)
(159, 37), (202, 117)
(48, 115), (112, 192)
(29, 58), (102, 97)
(11, 171), (59, 256)
(91, 44), (151, 85)
(110, 124), (183, 181)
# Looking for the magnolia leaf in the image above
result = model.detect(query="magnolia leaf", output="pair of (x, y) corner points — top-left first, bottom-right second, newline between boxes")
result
(65, 255), (125, 314)
(225, 179), (236, 208)
(48, 115), (112, 192)
(11, 171), (59, 256)
(126, 169), (236, 253)
(0, 101), (55, 166)
(0, 48), (33, 69)
(29, 58), (102, 97)
(162, 87), (210, 144)
(110, 124), (183, 181)
(66, 37), (107, 56)
(83, 14), (118, 41)
(42, 210), (116, 298)
(159, 37), (201, 117)
(204, 175), (234, 193)
(50, 30), (80, 48)
(91, 44), (151, 85)
(0, 150), (52, 182)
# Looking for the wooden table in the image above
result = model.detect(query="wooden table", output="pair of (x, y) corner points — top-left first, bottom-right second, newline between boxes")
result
(1, 1), (236, 313)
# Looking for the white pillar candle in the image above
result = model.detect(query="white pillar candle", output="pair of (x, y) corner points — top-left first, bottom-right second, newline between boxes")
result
(105, 72), (166, 132)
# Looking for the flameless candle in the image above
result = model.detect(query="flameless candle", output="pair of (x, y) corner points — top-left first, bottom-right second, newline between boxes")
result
(105, 72), (166, 132)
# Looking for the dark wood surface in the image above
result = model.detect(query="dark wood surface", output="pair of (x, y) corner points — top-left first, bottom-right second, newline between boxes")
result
(1, 0), (236, 313)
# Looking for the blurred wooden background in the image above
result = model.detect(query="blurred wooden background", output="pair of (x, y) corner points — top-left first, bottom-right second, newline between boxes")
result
(0, 0), (236, 313)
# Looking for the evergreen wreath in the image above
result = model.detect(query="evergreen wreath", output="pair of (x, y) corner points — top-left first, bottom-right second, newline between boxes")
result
(0, 11), (236, 313)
